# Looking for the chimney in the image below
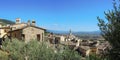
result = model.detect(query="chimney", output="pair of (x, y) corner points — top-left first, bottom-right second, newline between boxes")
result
(16, 18), (21, 24)
(31, 20), (35, 26)
(27, 20), (31, 26)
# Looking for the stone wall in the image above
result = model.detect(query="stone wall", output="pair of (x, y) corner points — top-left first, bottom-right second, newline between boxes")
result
(10, 30), (22, 40)
(22, 26), (44, 42)
(11, 23), (27, 30)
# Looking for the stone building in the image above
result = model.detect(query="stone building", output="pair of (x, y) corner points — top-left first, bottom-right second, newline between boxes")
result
(0, 27), (10, 38)
(9, 26), (45, 42)
(68, 29), (76, 40)
(0, 25), (11, 48)
(8, 18), (46, 42)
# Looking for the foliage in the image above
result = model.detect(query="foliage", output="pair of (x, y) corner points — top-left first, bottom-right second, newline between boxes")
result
(86, 54), (105, 60)
(97, 0), (120, 60)
(1, 39), (81, 60)
(0, 50), (8, 60)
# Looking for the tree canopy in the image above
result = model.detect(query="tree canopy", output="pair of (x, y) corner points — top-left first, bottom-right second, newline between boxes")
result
(97, 0), (120, 60)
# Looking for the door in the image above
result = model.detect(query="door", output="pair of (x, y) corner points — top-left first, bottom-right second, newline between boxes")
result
(37, 34), (40, 41)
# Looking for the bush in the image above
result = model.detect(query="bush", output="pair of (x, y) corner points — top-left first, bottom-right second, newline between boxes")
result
(0, 50), (8, 60)
(1, 39), (81, 60)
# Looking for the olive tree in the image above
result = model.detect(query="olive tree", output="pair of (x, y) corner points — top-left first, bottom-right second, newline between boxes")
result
(1, 39), (81, 60)
(97, 0), (120, 60)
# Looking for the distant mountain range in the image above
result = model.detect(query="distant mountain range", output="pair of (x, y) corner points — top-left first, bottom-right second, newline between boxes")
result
(47, 30), (102, 40)
(46, 30), (69, 34)
(0, 18), (15, 25)
(46, 29), (101, 35)
(74, 31), (101, 35)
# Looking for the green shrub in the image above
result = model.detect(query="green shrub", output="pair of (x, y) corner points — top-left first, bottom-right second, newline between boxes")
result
(0, 50), (8, 60)
(1, 39), (81, 60)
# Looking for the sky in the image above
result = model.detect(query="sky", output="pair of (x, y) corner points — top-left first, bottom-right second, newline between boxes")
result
(0, 0), (114, 31)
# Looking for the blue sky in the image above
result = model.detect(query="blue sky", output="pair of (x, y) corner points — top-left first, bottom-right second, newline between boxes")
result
(0, 0), (113, 31)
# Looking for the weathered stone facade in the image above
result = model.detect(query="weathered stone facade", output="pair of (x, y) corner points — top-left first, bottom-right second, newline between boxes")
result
(10, 26), (45, 42)
(22, 26), (45, 42)
(11, 23), (27, 30)
(10, 29), (22, 40)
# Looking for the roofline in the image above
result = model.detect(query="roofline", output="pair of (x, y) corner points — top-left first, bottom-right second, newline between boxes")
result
(30, 25), (46, 30)
(9, 25), (46, 32)
(0, 27), (11, 29)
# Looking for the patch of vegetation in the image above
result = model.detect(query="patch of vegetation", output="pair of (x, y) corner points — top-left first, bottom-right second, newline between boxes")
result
(97, 0), (120, 60)
(1, 39), (82, 60)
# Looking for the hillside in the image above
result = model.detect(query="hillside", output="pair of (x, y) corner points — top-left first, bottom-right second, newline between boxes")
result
(0, 19), (15, 25)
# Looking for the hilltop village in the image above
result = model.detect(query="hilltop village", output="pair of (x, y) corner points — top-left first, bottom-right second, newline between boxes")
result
(0, 18), (111, 57)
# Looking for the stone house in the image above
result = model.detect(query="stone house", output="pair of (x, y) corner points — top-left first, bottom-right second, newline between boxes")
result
(75, 46), (91, 57)
(0, 26), (11, 48)
(0, 27), (10, 38)
(90, 47), (98, 54)
(96, 41), (111, 55)
(8, 18), (46, 42)
(9, 26), (45, 42)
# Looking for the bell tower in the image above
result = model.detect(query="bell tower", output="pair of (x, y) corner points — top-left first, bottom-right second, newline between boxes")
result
(69, 29), (72, 36)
